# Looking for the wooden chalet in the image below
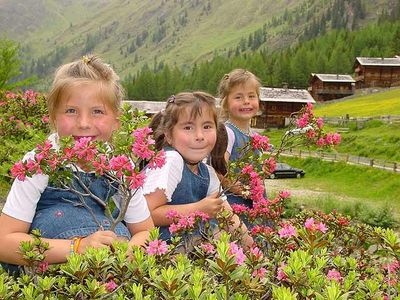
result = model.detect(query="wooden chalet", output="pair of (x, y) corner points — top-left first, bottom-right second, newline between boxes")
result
(308, 73), (355, 102)
(254, 87), (316, 128)
(354, 56), (400, 88)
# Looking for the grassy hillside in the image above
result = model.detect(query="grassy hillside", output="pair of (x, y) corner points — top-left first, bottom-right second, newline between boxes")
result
(0, 0), (395, 81)
(313, 87), (400, 117)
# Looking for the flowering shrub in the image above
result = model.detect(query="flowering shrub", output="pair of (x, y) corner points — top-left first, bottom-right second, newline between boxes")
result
(0, 89), (49, 196)
(0, 90), (49, 138)
(1, 210), (399, 299)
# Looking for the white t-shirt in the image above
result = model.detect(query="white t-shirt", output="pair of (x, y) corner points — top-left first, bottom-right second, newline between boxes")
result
(143, 150), (221, 201)
(225, 126), (235, 155)
(2, 133), (150, 224)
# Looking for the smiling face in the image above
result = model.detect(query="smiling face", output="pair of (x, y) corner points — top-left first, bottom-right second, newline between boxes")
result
(54, 81), (119, 142)
(226, 79), (260, 129)
(166, 104), (217, 166)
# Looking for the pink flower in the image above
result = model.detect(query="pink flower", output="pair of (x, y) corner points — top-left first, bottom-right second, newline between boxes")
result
(278, 190), (291, 199)
(262, 157), (276, 174)
(131, 127), (152, 140)
(250, 247), (263, 259)
(169, 223), (178, 234)
(146, 151), (166, 169)
(41, 115), (49, 123)
(316, 117), (324, 129)
(92, 154), (110, 175)
(277, 263), (288, 281)
(231, 204), (248, 214)
(316, 222), (328, 233)
(166, 210), (180, 219)
(296, 116), (308, 128)
(251, 133), (270, 151)
(316, 137), (325, 147)
(306, 129), (316, 139)
(24, 90), (38, 104)
(304, 218), (328, 233)
(327, 269), (342, 282)
(200, 243), (215, 254)
(146, 240), (168, 255)
(105, 280), (118, 292)
(131, 140), (155, 159)
(304, 218), (315, 228)
(36, 261), (49, 273)
(278, 223), (297, 238)
(252, 267), (267, 279)
(10, 161), (27, 181)
(5, 91), (16, 99)
(228, 242), (246, 265)
(126, 171), (146, 190)
(109, 155), (132, 176)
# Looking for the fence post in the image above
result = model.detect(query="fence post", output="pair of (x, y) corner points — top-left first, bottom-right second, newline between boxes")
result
(346, 154), (349, 163)
(394, 162), (397, 172)
(370, 159), (374, 167)
(299, 150), (302, 158)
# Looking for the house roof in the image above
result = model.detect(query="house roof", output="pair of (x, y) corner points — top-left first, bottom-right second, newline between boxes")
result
(311, 73), (355, 83)
(260, 87), (316, 103)
(355, 57), (400, 67)
(124, 100), (166, 114)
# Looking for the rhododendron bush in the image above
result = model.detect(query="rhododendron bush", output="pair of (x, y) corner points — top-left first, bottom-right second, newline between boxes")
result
(0, 90), (49, 194)
(2, 95), (400, 299)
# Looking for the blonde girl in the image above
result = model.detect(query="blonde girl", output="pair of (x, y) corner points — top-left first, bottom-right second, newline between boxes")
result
(218, 69), (262, 209)
(0, 55), (153, 271)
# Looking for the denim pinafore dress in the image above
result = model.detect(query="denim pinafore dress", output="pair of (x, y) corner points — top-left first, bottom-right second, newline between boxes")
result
(30, 172), (131, 240)
(158, 157), (210, 241)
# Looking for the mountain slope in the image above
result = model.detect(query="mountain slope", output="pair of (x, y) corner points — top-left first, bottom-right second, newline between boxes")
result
(0, 0), (396, 79)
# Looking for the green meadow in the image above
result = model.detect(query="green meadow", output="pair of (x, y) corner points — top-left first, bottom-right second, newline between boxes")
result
(271, 157), (400, 228)
(313, 87), (400, 117)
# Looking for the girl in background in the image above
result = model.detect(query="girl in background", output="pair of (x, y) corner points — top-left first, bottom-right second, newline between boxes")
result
(0, 55), (153, 269)
(218, 69), (263, 209)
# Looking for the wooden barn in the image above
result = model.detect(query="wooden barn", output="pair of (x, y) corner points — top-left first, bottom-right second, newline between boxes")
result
(354, 56), (400, 88)
(308, 73), (355, 102)
(254, 87), (316, 129)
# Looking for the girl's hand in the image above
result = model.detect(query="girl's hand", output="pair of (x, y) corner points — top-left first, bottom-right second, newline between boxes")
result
(196, 192), (224, 217)
(78, 230), (119, 253)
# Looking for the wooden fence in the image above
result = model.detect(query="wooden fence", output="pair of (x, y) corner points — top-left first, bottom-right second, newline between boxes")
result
(282, 149), (399, 173)
(322, 115), (400, 127)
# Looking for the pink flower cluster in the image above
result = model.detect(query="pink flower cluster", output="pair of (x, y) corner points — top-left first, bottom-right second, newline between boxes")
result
(104, 279), (118, 292)
(316, 132), (341, 147)
(327, 269), (342, 282)
(250, 133), (270, 151)
(277, 262), (288, 281)
(241, 164), (266, 203)
(252, 267), (267, 279)
(167, 210), (210, 235)
(146, 239), (169, 256)
(200, 242), (215, 254)
(10, 127), (165, 193)
(294, 102), (341, 148)
(278, 223), (297, 238)
(304, 218), (328, 233)
(228, 242), (246, 265)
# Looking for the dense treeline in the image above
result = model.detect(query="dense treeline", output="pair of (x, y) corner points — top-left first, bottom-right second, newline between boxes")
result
(124, 21), (400, 101)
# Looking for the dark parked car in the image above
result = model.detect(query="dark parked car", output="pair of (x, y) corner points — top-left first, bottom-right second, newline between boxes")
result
(268, 163), (305, 179)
